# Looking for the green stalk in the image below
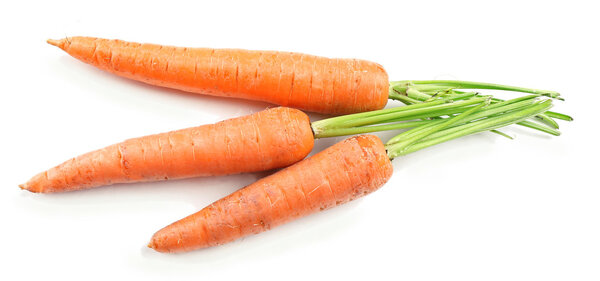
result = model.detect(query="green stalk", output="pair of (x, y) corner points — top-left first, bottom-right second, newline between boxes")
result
(518, 120), (561, 136)
(544, 111), (574, 121)
(314, 94), (559, 139)
(389, 90), (422, 104)
(416, 101), (559, 142)
(391, 80), (570, 134)
(313, 120), (432, 138)
(336, 97), (488, 128)
(386, 97), (539, 144)
(386, 100), (490, 155)
(534, 113), (560, 129)
(311, 99), (448, 132)
(406, 88), (433, 101)
(386, 100), (553, 158)
(490, 130), (513, 139)
(390, 80), (561, 99)
(311, 80), (567, 140)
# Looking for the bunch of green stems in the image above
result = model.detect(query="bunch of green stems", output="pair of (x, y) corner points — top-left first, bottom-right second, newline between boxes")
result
(311, 80), (572, 159)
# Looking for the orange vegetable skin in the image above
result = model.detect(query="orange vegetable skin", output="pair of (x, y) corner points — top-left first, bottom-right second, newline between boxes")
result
(20, 107), (313, 193)
(47, 37), (389, 115)
(149, 135), (393, 253)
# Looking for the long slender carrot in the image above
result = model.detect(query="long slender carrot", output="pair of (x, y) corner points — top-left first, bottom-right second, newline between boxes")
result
(21, 86), (568, 193)
(47, 37), (564, 115)
(149, 135), (393, 252)
(20, 107), (314, 193)
(17, 99), (446, 193)
(47, 37), (389, 115)
(149, 98), (561, 252)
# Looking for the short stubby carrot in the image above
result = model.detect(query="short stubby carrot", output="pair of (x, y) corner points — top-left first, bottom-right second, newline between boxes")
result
(148, 135), (393, 252)
(47, 37), (389, 115)
(149, 97), (565, 252)
(20, 107), (314, 193)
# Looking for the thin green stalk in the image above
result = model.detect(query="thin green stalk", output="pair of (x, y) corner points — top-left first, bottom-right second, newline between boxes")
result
(387, 100), (554, 158)
(312, 98), (448, 132)
(386, 100), (490, 155)
(544, 111), (573, 121)
(313, 120), (432, 138)
(390, 80), (561, 99)
(429, 91), (479, 102)
(311, 80), (568, 140)
(337, 97), (488, 128)
(490, 130), (513, 139)
(386, 97), (539, 144)
(416, 101), (559, 142)
(534, 113), (559, 129)
(392, 86), (572, 134)
(388, 91), (421, 104)
(516, 120), (560, 136)
(488, 96), (571, 127)
(406, 88), (434, 101)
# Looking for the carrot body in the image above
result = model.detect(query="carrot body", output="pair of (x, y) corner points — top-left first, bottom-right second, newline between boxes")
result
(21, 107), (314, 193)
(47, 37), (389, 115)
(149, 135), (392, 253)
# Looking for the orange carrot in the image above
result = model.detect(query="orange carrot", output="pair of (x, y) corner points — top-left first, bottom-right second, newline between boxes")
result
(148, 98), (561, 252)
(47, 36), (389, 115)
(20, 94), (560, 193)
(148, 135), (392, 252)
(20, 107), (314, 193)
(18, 99), (462, 193)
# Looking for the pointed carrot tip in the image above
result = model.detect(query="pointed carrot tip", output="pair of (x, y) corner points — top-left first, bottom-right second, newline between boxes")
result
(46, 38), (70, 50)
(46, 38), (61, 47)
(19, 183), (41, 193)
(147, 241), (156, 249)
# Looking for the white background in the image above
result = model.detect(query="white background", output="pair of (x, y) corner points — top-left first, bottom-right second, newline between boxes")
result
(2, 0), (598, 280)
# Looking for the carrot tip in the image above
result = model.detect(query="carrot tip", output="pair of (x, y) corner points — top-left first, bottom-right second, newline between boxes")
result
(19, 183), (40, 193)
(47, 38), (70, 50)
(147, 241), (155, 249)
(46, 38), (61, 47)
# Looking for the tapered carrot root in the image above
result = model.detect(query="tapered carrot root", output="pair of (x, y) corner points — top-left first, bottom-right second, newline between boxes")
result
(148, 135), (392, 253)
(20, 107), (314, 193)
(47, 36), (389, 115)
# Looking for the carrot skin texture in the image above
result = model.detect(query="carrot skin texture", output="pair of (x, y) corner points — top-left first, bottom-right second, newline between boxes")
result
(20, 107), (314, 193)
(47, 37), (389, 115)
(149, 135), (393, 253)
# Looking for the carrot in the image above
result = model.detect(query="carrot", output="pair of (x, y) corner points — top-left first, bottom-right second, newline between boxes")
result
(149, 98), (562, 252)
(46, 36), (389, 115)
(47, 36), (565, 115)
(148, 135), (393, 252)
(21, 87), (569, 193)
(20, 107), (314, 193)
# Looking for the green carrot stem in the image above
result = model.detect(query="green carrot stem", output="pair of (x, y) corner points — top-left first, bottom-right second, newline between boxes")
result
(516, 120), (560, 136)
(490, 130), (513, 139)
(336, 97), (488, 128)
(386, 100), (491, 155)
(542, 111), (573, 121)
(415, 102), (557, 142)
(389, 91), (421, 104)
(406, 88), (433, 101)
(312, 80), (567, 140)
(313, 120), (431, 138)
(386, 97), (538, 145)
(312, 98), (448, 130)
(432, 91), (479, 101)
(387, 100), (554, 158)
(390, 80), (561, 99)
(534, 113), (560, 129)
